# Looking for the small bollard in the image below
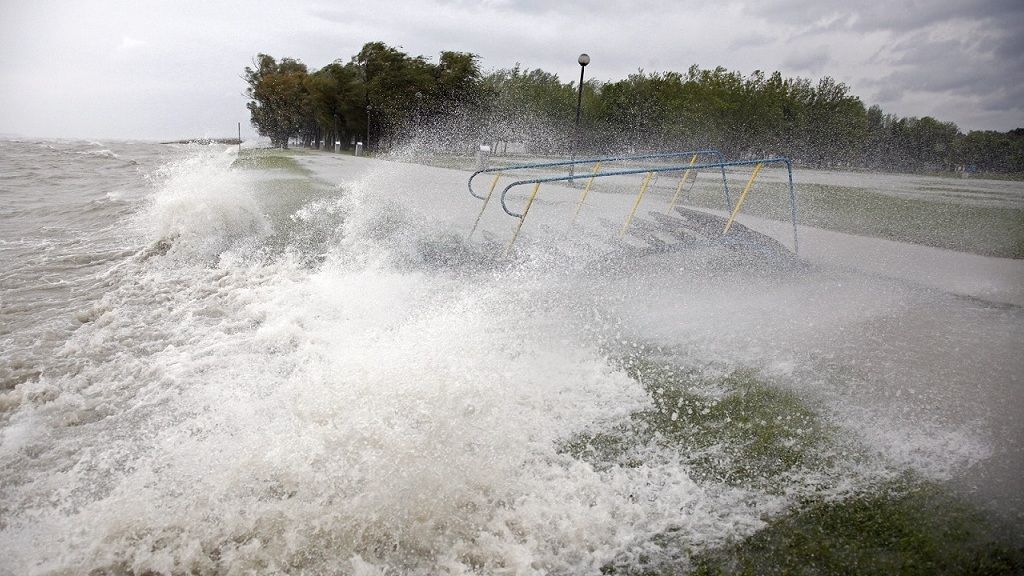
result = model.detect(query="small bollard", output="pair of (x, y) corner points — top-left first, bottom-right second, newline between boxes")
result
(355, 142), (364, 157)
(475, 144), (491, 170)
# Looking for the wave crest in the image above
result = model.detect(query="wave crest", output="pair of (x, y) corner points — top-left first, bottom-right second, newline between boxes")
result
(140, 147), (271, 261)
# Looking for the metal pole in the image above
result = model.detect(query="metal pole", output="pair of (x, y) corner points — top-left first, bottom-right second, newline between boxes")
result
(575, 65), (585, 126)
(569, 53), (589, 185)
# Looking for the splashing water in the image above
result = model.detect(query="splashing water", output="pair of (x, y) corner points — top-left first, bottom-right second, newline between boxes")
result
(1, 141), (1021, 574)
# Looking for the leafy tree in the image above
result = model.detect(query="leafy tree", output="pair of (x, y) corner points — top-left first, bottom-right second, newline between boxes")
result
(244, 54), (309, 147)
(243, 45), (1023, 176)
(303, 61), (364, 147)
(434, 51), (483, 107)
(354, 42), (438, 147)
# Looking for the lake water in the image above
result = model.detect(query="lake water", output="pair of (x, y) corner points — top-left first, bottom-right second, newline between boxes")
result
(1, 140), (1021, 574)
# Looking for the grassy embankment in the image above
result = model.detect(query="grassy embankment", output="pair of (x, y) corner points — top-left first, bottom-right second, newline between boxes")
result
(678, 177), (1024, 259)
(232, 147), (311, 174)
(563, 350), (1023, 575)
(232, 148), (342, 263)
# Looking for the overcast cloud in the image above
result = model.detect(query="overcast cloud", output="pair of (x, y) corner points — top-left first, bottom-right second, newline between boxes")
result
(1, 0), (1020, 139)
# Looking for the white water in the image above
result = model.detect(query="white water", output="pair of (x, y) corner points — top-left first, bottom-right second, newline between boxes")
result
(1, 142), (1021, 574)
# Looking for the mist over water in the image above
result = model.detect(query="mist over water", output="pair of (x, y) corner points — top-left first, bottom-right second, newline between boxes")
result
(1, 140), (1021, 574)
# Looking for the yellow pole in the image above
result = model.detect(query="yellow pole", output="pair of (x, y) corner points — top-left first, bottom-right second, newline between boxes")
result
(572, 161), (602, 223)
(666, 154), (699, 213)
(619, 171), (655, 237)
(468, 173), (502, 239)
(723, 163), (764, 235)
(504, 183), (542, 256)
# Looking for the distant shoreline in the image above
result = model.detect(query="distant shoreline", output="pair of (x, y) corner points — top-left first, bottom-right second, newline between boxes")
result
(160, 138), (240, 145)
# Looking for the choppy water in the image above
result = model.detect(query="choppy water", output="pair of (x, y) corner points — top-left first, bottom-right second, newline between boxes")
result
(1, 140), (1021, 574)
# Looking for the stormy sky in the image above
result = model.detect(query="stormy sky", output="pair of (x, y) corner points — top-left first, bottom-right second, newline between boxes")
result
(1, 0), (1021, 140)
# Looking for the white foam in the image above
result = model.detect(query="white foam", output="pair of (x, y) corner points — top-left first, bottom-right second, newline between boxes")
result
(2, 148), (1017, 573)
(138, 146), (270, 261)
(82, 149), (120, 159)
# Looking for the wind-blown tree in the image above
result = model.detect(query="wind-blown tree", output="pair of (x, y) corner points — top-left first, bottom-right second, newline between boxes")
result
(243, 44), (1022, 175)
(957, 129), (1024, 173)
(426, 51), (485, 138)
(303, 61), (365, 147)
(864, 105), (899, 170)
(797, 76), (868, 167)
(355, 42), (439, 147)
(588, 67), (865, 160)
(434, 51), (484, 108)
(597, 71), (670, 153)
(481, 66), (576, 153)
(903, 116), (959, 171)
(244, 54), (309, 147)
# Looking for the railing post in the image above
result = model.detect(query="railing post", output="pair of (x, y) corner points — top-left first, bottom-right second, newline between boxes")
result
(504, 183), (542, 256)
(666, 154), (699, 213)
(620, 171), (655, 237)
(572, 161), (602, 223)
(723, 163), (764, 234)
(468, 173), (502, 239)
(717, 151), (732, 210)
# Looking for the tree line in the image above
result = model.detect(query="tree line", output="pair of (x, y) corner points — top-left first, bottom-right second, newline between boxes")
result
(244, 41), (1024, 175)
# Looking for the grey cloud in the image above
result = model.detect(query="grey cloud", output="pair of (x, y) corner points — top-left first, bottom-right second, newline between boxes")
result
(872, 84), (904, 104)
(783, 47), (830, 74)
(767, 0), (1019, 31)
(729, 31), (777, 50)
(440, 0), (667, 14)
(2, 0), (1021, 137)
(857, 21), (1023, 127)
(871, 27), (1023, 96)
(993, 28), (1024, 65)
(981, 86), (1024, 113)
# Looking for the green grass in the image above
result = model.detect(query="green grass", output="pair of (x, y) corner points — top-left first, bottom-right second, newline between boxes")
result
(682, 179), (1024, 258)
(568, 348), (1023, 575)
(563, 355), (839, 493)
(229, 148), (342, 264)
(232, 148), (310, 174)
(688, 481), (1024, 576)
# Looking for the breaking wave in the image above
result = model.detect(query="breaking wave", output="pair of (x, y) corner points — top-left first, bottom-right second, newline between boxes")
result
(0, 143), (1015, 574)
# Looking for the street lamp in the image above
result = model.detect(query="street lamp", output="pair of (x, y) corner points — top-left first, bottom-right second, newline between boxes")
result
(569, 53), (590, 185)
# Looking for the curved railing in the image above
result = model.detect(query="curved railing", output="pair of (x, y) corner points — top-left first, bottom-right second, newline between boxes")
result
(497, 157), (799, 256)
(467, 150), (732, 238)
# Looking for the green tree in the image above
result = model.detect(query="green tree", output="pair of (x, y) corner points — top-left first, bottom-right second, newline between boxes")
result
(303, 61), (364, 148)
(244, 54), (309, 147)
(354, 42), (438, 147)
(243, 44), (1024, 176)
(481, 66), (576, 153)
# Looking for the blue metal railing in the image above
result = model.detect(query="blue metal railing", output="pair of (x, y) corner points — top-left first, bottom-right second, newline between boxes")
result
(468, 149), (733, 207)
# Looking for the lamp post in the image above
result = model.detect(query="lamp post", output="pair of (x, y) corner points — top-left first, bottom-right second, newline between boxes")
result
(569, 53), (590, 185)
(414, 91), (423, 138)
(366, 104), (372, 153)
